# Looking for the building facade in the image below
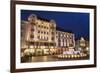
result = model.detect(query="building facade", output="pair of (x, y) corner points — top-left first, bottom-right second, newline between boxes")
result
(56, 28), (75, 54)
(75, 37), (89, 54)
(21, 14), (75, 56)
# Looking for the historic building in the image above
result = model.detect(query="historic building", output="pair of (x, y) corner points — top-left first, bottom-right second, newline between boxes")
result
(21, 14), (56, 55)
(56, 27), (75, 54)
(75, 37), (89, 54)
(21, 14), (75, 56)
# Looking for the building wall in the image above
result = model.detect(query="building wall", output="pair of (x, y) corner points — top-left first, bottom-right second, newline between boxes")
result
(56, 30), (75, 49)
(21, 20), (31, 52)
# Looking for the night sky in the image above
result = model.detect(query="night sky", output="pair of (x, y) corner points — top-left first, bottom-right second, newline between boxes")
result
(21, 10), (89, 40)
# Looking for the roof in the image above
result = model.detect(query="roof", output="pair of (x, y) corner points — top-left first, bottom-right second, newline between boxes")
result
(56, 26), (73, 33)
(37, 16), (50, 22)
(28, 14), (50, 22)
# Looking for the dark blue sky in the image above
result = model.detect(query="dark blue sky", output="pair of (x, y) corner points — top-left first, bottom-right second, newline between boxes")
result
(21, 10), (89, 40)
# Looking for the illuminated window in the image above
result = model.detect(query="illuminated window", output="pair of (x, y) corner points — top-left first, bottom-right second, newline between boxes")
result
(66, 35), (69, 38)
(41, 36), (43, 39)
(44, 37), (45, 39)
(64, 34), (66, 37)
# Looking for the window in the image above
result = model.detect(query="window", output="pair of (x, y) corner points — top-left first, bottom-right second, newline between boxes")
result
(47, 37), (48, 40)
(38, 25), (40, 27)
(41, 31), (43, 34)
(43, 26), (45, 28)
(63, 39), (64, 42)
(61, 34), (63, 37)
(44, 37), (45, 40)
(41, 36), (43, 39)
(64, 34), (66, 37)
(56, 36), (58, 38)
(51, 37), (54, 41)
(41, 25), (43, 28)
(47, 32), (48, 34)
(51, 26), (55, 29)
(66, 35), (68, 37)
(30, 35), (34, 39)
(30, 21), (35, 25)
(38, 36), (40, 39)
(35, 22), (38, 25)
(44, 31), (46, 34)
(56, 32), (58, 34)
(47, 27), (48, 29)
(52, 32), (54, 35)
(38, 31), (40, 33)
